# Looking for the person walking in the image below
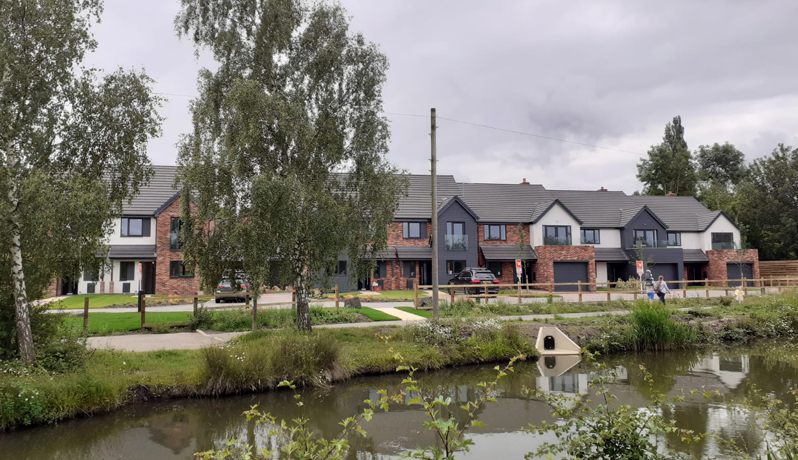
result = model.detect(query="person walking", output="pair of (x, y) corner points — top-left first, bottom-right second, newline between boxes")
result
(655, 275), (670, 305)
(643, 270), (655, 304)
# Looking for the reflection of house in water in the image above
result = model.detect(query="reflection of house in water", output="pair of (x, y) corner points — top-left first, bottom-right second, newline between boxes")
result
(690, 353), (750, 389)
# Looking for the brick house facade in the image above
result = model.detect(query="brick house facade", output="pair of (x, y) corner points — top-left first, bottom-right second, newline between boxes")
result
(533, 245), (597, 291)
(706, 249), (760, 286)
(154, 196), (200, 296)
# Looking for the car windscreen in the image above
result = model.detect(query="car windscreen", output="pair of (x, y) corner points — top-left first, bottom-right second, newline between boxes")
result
(473, 272), (495, 280)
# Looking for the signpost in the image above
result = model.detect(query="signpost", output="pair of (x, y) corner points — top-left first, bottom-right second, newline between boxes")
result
(515, 259), (523, 278)
(636, 260), (644, 276)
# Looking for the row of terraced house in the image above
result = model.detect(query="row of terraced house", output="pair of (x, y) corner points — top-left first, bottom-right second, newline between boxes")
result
(49, 166), (758, 297)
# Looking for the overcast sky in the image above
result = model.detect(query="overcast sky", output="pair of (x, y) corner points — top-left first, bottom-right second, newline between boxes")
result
(85, 0), (798, 193)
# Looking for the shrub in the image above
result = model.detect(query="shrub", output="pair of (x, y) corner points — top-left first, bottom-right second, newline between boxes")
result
(189, 307), (214, 330)
(37, 336), (89, 374)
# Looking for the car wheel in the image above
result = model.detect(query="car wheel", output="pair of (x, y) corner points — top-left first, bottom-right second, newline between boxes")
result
(215, 298), (221, 304)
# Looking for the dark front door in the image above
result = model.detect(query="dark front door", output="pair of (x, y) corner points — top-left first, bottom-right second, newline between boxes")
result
(60, 278), (78, 296)
(141, 262), (156, 295)
(419, 261), (432, 286)
(685, 263), (704, 281)
(553, 262), (589, 292)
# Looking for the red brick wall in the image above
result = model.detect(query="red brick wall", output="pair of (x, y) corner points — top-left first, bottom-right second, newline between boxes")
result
(155, 196), (201, 296)
(477, 224), (529, 245)
(387, 222), (431, 247)
(706, 249), (760, 286)
(371, 260), (422, 291)
(46, 280), (58, 297)
(533, 245), (596, 291)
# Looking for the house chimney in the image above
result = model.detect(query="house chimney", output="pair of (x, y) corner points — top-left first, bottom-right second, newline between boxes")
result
(666, 191), (677, 197)
(520, 178), (529, 185)
(598, 186), (608, 192)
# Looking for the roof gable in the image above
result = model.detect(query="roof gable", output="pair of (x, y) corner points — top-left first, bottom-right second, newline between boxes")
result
(438, 195), (479, 220)
(531, 199), (583, 225)
(622, 205), (669, 230)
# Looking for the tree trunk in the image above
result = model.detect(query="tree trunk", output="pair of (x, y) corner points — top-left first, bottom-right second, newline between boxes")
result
(295, 272), (312, 332)
(7, 167), (35, 362)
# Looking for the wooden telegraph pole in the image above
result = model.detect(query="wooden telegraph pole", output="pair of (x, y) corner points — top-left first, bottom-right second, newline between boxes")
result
(431, 108), (439, 319)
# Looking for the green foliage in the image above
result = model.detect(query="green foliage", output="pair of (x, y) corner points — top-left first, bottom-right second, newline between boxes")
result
(637, 116), (698, 197)
(739, 144), (798, 260)
(696, 142), (748, 186)
(526, 354), (699, 460)
(175, 0), (405, 332)
(631, 302), (697, 351)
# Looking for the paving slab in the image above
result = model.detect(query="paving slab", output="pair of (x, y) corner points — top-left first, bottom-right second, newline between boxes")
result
(87, 330), (246, 352)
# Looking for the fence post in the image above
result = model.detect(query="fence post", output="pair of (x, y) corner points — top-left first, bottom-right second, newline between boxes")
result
(705, 278), (709, 299)
(335, 285), (340, 308)
(414, 282), (419, 309)
(517, 282), (522, 305)
(633, 287), (638, 301)
(577, 280), (582, 303)
(292, 291), (296, 307)
(743, 276), (748, 295)
(682, 278), (687, 299)
(83, 297), (89, 332)
(484, 284), (488, 304)
(450, 287), (455, 303)
(725, 279), (729, 297)
(607, 282), (611, 302)
(193, 297), (198, 316)
(761, 278), (766, 295)
(252, 296), (258, 331)
(140, 298), (146, 329)
(245, 294), (250, 308)
(548, 282), (553, 303)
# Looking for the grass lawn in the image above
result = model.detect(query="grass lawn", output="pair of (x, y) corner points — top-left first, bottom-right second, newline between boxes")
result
(318, 290), (418, 302)
(397, 306), (432, 318)
(64, 306), (398, 335)
(50, 294), (212, 310)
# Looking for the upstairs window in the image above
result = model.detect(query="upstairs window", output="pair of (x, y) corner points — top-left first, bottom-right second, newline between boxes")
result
(633, 229), (658, 247)
(711, 232), (734, 250)
(402, 222), (426, 239)
(121, 218), (149, 237)
(667, 232), (682, 247)
(580, 229), (600, 245)
(544, 226), (571, 245)
(484, 224), (506, 241)
(170, 217), (183, 250)
(335, 260), (347, 276)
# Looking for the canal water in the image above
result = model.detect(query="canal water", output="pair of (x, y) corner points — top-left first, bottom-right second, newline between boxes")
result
(2, 343), (797, 459)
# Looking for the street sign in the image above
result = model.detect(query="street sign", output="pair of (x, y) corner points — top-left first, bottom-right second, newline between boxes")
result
(515, 259), (523, 276)
(636, 260), (644, 275)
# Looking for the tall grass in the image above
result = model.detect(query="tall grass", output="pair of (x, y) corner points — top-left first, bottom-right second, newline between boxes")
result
(630, 302), (696, 351)
(200, 331), (344, 395)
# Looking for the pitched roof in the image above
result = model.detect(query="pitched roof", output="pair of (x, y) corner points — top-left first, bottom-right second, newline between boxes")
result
(394, 175), (460, 219)
(621, 205), (669, 229)
(438, 195), (480, 220)
(549, 190), (636, 228)
(683, 249), (710, 262)
(594, 247), (629, 262)
(122, 165), (179, 215)
(106, 245), (157, 259)
(480, 244), (537, 261)
(458, 183), (552, 222)
(530, 199), (584, 224)
(629, 196), (723, 232)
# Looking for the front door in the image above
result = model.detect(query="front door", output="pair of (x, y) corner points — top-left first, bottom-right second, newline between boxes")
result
(419, 261), (432, 286)
(141, 262), (156, 294)
(60, 278), (78, 296)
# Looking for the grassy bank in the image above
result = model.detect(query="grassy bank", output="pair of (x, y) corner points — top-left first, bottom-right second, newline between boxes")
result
(314, 289), (418, 302)
(0, 318), (535, 430)
(64, 307), (399, 335)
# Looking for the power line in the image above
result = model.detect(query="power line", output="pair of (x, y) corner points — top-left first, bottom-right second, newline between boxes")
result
(384, 111), (644, 157)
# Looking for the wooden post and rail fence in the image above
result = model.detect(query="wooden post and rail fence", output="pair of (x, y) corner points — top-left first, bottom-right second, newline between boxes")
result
(411, 276), (798, 309)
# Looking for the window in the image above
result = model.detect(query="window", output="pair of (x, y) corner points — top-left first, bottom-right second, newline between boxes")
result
(170, 217), (182, 250)
(484, 224), (506, 241)
(121, 218), (149, 237)
(84, 270), (97, 282)
(402, 222), (426, 239)
(446, 260), (466, 275)
(580, 229), (600, 245)
(329, 260), (347, 276)
(445, 222), (467, 250)
(169, 261), (194, 278)
(119, 262), (135, 281)
(487, 262), (503, 278)
(544, 226), (571, 245)
(667, 232), (681, 247)
(376, 261), (387, 279)
(403, 261), (416, 278)
(712, 232), (734, 250)
(633, 230), (657, 247)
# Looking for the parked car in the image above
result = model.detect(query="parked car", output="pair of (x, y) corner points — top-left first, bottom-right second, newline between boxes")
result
(215, 280), (248, 303)
(447, 267), (500, 295)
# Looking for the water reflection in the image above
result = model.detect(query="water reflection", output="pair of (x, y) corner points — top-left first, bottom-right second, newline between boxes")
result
(2, 344), (798, 459)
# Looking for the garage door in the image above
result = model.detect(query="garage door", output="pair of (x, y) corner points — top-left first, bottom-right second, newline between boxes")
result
(553, 262), (589, 292)
(727, 263), (753, 287)
(650, 264), (679, 284)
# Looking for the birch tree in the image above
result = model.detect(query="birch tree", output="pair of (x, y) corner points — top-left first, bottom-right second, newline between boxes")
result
(0, 1), (162, 361)
(176, 0), (404, 331)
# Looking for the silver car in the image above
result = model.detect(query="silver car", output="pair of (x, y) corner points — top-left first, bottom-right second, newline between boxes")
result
(215, 280), (248, 303)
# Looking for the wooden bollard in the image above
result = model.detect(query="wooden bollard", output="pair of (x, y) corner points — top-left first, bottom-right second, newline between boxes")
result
(83, 297), (89, 332)
(140, 299), (146, 329)
(705, 279), (709, 299)
(193, 297), (198, 316)
(606, 283), (611, 302)
(335, 285), (340, 308)
(682, 279), (687, 299)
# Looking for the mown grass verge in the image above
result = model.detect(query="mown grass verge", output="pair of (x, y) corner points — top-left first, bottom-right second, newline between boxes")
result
(0, 318), (535, 430)
(63, 307), (399, 335)
(52, 294), (213, 309)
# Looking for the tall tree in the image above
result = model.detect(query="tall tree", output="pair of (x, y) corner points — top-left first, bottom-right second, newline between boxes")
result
(176, 0), (405, 332)
(738, 144), (798, 260)
(0, 1), (162, 361)
(636, 116), (698, 197)
(695, 142), (748, 223)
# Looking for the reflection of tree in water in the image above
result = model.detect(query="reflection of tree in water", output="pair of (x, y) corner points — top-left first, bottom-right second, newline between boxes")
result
(612, 349), (703, 400)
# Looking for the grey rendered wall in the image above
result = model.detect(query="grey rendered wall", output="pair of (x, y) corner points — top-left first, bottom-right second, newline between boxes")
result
(438, 201), (479, 284)
(622, 210), (667, 249)
(312, 254), (360, 293)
